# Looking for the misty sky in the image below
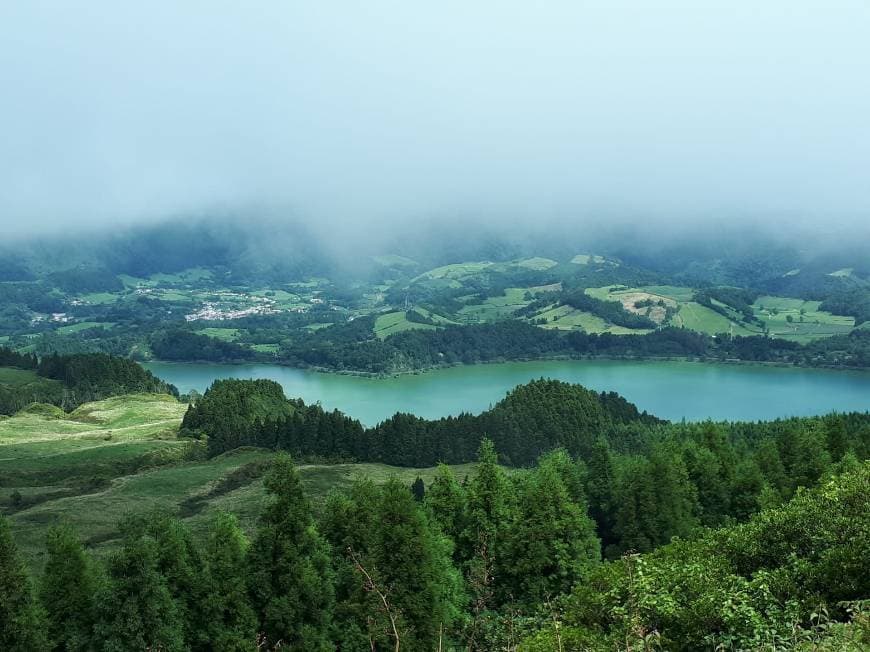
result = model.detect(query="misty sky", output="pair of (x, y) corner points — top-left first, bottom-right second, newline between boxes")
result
(1, 2), (869, 237)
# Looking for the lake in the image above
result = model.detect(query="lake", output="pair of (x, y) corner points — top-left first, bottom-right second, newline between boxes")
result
(142, 360), (870, 426)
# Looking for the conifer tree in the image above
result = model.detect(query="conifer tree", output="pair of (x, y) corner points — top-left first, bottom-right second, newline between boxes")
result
(40, 525), (96, 652)
(425, 463), (468, 550)
(123, 510), (206, 648)
(247, 453), (334, 650)
(499, 450), (600, 605)
(585, 437), (617, 549)
(462, 438), (514, 644)
(411, 476), (425, 501)
(94, 531), (185, 652)
(754, 437), (790, 498)
(201, 512), (257, 651)
(0, 515), (47, 651)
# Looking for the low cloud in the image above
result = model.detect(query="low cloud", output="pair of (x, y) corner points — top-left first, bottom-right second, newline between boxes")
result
(1, 1), (868, 239)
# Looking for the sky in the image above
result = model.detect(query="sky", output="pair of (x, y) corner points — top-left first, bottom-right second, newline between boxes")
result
(1, 1), (869, 238)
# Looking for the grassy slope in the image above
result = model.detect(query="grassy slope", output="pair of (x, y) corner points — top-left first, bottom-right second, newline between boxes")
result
(373, 311), (438, 339)
(0, 367), (51, 387)
(1, 393), (476, 567)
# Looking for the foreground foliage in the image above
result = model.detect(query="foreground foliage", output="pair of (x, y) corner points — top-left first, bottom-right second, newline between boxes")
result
(1, 448), (867, 650)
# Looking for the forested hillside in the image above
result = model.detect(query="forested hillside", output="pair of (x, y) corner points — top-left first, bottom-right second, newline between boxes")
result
(179, 377), (870, 557)
(0, 346), (176, 415)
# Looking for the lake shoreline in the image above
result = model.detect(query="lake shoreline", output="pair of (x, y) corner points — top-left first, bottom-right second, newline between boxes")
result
(143, 357), (870, 425)
(144, 353), (870, 379)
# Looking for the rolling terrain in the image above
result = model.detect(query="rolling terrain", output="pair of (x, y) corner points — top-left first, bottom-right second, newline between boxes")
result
(0, 393), (475, 567)
(3, 224), (868, 369)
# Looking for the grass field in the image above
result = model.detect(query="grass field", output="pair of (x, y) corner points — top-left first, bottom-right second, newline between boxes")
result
(0, 367), (63, 403)
(0, 367), (46, 387)
(55, 321), (114, 334)
(670, 302), (757, 336)
(514, 257), (558, 271)
(533, 304), (645, 335)
(195, 327), (241, 341)
(373, 311), (438, 339)
(458, 288), (532, 321)
(412, 261), (493, 282)
(0, 393), (479, 567)
(0, 394), (189, 486)
(81, 292), (121, 305)
(570, 254), (606, 265)
(752, 296), (854, 342)
(372, 254), (418, 268)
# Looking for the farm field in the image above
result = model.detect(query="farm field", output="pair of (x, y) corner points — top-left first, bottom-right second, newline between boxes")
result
(752, 296), (855, 343)
(579, 284), (860, 339)
(373, 311), (438, 338)
(532, 304), (645, 334)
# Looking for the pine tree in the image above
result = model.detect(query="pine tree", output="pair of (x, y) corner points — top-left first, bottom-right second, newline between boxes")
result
(411, 476), (425, 501)
(790, 424), (833, 490)
(320, 483), (381, 651)
(329, 478), (464, 650)
(40, 525), (96, 652)
(123, 510), (206, 648)
(585, 437), (617, 548)
(499, 450), (600, 605)
(247, 453), (334, 650)
(0, 515), (47, 651)
(425, 463), (468, 550)
(730, 459), (765, 521)
(754, 437), (790, 498)
(462, 438), (514, 644)
(93, 531), (185, 652)
(201, 512), (257, 651)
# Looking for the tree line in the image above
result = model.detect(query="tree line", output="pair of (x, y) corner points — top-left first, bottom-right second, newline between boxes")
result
(0, 347), (176, 415)
(182, 379), (661, 465)
(184, 378), (870, 560)
(264, 320), (870, 373)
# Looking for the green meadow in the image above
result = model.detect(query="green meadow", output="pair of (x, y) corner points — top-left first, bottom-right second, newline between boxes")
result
(0, 393), (475, 567)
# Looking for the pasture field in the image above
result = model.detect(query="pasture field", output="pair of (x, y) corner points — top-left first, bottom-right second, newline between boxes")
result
(0, 366), (47, 387)
(372, 254), (418, 268)
(373, 311), (437, 339)
(304, 322), (334, 331)
(584, 286), (680, 325)
(0, 394), (189, 486)
(639, 285), (697, 302)
(0, 392), (478, 567)
(533, 304), (644, 335)
(56, 321), (114, 334)
(458, 288), (532, 321)
(570, 254), (606, 265)
(0, 367), (63, 401)
(195, 327), (241, 341)
(412, 261), (493, 282)
(514, 256), (558, 270)
(752, 295), (854, 342)
(671, 302), (756, 336)
(147, 267), (214, 286)
(80, 292), (120, 305)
